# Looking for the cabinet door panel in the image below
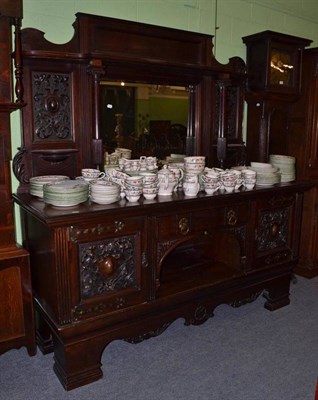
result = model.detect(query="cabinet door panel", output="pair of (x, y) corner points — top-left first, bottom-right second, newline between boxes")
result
(253, 196), (295, 269)
(0, 267), (24, 341)
(68, 217), (148, 321)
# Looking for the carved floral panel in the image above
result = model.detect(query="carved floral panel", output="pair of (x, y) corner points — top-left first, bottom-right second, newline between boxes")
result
(32, 72), (72, 141)
(257, 208), (289, 252)
(79, 235), (138, 299)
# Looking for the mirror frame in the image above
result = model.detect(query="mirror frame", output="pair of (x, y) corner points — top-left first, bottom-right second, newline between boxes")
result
(14, 13), (246, 192)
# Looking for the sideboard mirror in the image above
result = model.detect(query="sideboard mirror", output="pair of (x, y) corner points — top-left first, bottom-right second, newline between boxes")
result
(100, 81), (190, 159)
(14, 13), (246, 192)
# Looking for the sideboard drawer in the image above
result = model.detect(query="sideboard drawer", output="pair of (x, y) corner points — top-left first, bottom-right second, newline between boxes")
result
(154, 202), (250, 241)
(192, 203), (250, 232)
(153, 213), (191, 240)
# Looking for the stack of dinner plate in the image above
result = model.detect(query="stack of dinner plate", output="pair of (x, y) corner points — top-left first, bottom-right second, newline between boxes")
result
(89, 180), (120, 204)
(249, 162), (281, 186)
(269, 154), (296, 182)
(29, 175), (70, 198)
(43, 180), (89, 207)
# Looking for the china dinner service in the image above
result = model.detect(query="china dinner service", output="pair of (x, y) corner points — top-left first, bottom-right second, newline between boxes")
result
(89, 180), (121, 205)
(123, 176), (143, 202)
(182, 156), (206, 193)
(118, 156), (158, 174)
(29, 152), (297, 207)
(249, 161), (281, 186)
(123, 172), (160, 201)
(269, 154), (296, 183)
(200, 171), (221, 194)
(105, 168), (160, 201)
(43, 180), (89, 207)
(29, 175), (70, 198)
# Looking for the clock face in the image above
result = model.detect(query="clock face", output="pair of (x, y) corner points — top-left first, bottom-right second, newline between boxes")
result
(269, 49), (295, 87)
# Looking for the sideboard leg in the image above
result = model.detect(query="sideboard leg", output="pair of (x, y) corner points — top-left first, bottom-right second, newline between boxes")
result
(263, 274), (291, 311)
(52, 336), (105, 391)
(35, 309), (54, 354)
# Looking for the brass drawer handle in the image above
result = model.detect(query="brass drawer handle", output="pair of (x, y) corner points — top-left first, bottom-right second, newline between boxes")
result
(179, 217), (189, 235)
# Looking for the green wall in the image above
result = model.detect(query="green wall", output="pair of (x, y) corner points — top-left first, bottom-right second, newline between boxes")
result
(20, 0), (318, 62)
(11, 0), (318, 241)
(135, 98), (188, 134)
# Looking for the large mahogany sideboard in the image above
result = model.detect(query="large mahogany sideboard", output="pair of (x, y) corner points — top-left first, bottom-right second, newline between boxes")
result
(14, 182), (308, 390)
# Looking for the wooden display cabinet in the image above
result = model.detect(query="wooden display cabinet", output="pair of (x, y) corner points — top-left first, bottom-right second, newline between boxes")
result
(0, 0), (36, 355)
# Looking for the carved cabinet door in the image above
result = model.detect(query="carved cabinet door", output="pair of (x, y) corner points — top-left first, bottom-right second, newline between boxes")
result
(252, 194), (297, 269)
(66, 215), (148, 322)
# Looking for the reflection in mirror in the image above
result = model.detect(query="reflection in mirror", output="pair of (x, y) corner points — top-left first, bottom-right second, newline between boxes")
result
(100, 82), (189, 160)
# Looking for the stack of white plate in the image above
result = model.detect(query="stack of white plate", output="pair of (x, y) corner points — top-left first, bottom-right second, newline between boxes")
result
(89, 180), (120, 204)
(269, 154), (296, 182)
(43, 180), (89, 207)
(249, 162), (281, 186)
(29, 175), (70, 198)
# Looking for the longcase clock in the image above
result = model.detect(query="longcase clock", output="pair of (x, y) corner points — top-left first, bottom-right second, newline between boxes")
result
(242, 30), (312, 162)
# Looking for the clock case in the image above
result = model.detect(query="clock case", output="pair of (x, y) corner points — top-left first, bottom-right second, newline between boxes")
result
(242, 30), (311, 96)
(243, 31), (312, 164)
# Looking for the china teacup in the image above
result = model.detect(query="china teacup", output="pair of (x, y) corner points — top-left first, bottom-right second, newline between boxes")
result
(130, 159), (141, 172)
(244, 178), (257, 189)
(124, 187), (142, 202)
(118, 158), (127, 170)
(139, 172), (158, 186)
(125, 175), (143, 187)
(81, 168), (105, 180)
(201, 173), (220, 185)
(146, 157), (157, 170)
(123, 159), (132, 171)
(242, 169), (257, 179)
(204, 181), (220, 194)
(223, 180), (236, 193)
(143, 186), (158, 200)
